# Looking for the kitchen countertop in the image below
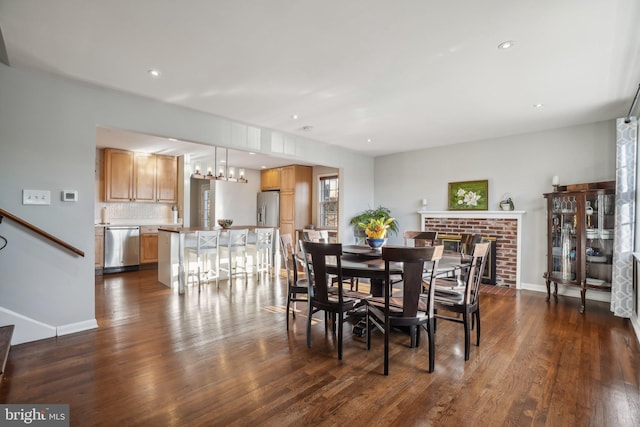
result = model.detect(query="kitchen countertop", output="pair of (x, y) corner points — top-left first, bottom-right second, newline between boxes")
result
(158, 225), (276, 233)
(95, 221), (181, 227)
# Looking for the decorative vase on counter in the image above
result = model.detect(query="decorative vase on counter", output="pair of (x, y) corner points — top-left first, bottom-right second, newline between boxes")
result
(366, 238), (386, 251)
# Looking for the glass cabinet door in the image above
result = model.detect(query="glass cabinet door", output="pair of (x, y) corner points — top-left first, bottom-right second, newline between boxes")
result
(584, 192), (614, 288)
(549, 194), (577, 283)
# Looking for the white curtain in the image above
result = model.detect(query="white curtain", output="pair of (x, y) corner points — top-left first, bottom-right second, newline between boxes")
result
(611, 117), (637, 317)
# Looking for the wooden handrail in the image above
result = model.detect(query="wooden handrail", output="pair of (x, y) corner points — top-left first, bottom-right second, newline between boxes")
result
(0, 208), (85, 257)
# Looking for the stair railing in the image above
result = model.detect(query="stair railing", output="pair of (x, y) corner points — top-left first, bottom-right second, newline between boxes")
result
(0, 208), (85, 257)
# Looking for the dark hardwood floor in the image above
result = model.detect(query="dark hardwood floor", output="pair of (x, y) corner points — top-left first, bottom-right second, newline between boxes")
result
(1, 268), (639, 426)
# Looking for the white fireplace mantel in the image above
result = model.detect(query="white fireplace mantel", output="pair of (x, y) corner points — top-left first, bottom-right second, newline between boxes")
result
(417, 210), (526, 220)
(418, 210), (526, 288)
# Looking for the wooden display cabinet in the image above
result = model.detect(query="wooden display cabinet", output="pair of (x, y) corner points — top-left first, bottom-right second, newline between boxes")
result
(543, 181), (615, 313)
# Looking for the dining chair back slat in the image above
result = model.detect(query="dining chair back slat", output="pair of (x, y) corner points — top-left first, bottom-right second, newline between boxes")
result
(280, 233), (309, 330)
(434, 241), (490, 361)
(300, 240), (370, 360)
(367, 244), (444, 375)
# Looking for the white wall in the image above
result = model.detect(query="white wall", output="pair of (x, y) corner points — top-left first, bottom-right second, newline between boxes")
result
(0, 63), (374, 344)
(214, 173), (261, 226)
(374, 121), (617, 291)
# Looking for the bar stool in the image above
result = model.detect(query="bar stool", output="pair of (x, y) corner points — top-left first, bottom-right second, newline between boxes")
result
(184, 230), (220, 292)
(219, 229), (249, 282)
(249, 227), (274, 278)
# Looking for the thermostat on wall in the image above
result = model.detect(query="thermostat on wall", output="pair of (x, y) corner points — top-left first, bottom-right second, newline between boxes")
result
(62, 190), (78, 202)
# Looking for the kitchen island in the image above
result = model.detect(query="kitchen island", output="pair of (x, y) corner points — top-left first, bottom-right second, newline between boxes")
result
(158, 226), (278, 293)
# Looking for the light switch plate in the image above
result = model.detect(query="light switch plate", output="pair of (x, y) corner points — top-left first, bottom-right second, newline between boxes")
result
(23, 189), (51, 205)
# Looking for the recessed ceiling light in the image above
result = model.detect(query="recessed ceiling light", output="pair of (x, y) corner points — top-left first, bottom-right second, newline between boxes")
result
(497, 41), (514, 50)
(249, 152), (256, 155)
(533, 103), (544, 108)
(148, 69), (161, 77)
(367, 138), (372, 143)
(291, 114), (299, 120)
(261, 165), (267, 169)
(167, 138), (178, 142)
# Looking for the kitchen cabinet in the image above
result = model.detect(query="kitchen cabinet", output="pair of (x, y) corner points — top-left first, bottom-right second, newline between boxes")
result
(103, 148), (177, 203)
(104, 148), (134, 202)
(133, 152), (157, 202)
(95, 226), (104, 270)
(155, 154), (178, 203)
(140, 226), (159, 264)
(260, 168), (281, 191)
(279, 165), (312, 239)
(543, 181), (615, 313)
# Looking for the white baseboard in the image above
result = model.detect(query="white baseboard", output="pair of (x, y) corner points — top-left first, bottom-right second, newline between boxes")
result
(0, 307), (56, 345)
(57, 319), (98, 336)
(0, 307), (98, 345)
(520, 282), (612, 303)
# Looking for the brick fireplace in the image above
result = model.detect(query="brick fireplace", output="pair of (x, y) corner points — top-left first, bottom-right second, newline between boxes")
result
(419, 210), (525, 288)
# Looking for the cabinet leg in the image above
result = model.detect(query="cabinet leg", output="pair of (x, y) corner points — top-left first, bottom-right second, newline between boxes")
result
(553, 282), (558, 298)
(580, 288), (586, 313)
(545, 280), (551, 301)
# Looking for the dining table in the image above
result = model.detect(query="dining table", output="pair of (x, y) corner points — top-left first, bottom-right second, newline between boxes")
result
(326, 244), (468, 297)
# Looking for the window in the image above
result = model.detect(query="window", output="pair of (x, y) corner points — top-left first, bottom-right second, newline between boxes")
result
(319, 175), (339, 228)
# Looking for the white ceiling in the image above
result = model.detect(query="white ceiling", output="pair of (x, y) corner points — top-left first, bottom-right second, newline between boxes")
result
(2, 0), (640, 161)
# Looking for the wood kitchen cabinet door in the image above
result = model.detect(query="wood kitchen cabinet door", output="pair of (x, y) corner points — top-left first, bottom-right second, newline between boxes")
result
(133, 152), (156, 202)
(156, 155), (177, 203)
(140, 226), (159, 263)
(280, 191), (295, 223)
(280, 166), (296, 192)
(104, 148), (133, 202)
(95, 227), (104, 269)
(279, 191), (295, 239)
(260, 168), (281, 191)
(104, 149), (177, 203)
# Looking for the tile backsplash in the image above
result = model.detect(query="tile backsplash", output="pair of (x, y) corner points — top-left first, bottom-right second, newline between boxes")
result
(95, 202), (174, 225)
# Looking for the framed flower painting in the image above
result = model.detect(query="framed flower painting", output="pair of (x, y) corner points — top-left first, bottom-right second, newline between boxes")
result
(448, 180), (488, 210)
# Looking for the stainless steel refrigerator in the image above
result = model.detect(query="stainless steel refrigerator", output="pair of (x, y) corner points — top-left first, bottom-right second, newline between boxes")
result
(257, 191), (279, 227)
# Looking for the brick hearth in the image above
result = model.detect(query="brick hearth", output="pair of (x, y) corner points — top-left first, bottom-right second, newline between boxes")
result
(419, 211), (525, 288)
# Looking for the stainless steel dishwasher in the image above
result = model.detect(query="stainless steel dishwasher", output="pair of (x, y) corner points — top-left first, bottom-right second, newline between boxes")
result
(104, 226), (140, 273)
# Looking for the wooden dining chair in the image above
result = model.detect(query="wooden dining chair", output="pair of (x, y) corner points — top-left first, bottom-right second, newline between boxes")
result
(403, 230), (438, 247)
(280, 233), (309, 330)
(433, 242), (490, 361)
(366, 245), (443, 375)
(300, 240), (371, 360)
(303, 228), (358, 290)
(302, 229), (329, 243)
(391, 231), (438, 286)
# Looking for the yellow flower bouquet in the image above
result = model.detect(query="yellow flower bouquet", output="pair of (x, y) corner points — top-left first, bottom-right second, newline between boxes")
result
(358, 217), (396, 239)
